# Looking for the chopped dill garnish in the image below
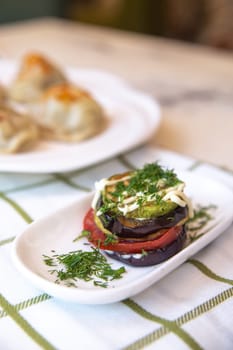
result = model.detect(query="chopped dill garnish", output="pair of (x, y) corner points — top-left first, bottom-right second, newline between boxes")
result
(43, 247), (126, 288)
(42, 255), (56, 267)
(115, 162), (180, 199)
(186, 204), (217, 242)
(104, 233), (118, 245)
(141, 249), (148, 257)
(73, 230), (91, 242)
(99, 162), (181, 215)
(94, 280), (108, 288)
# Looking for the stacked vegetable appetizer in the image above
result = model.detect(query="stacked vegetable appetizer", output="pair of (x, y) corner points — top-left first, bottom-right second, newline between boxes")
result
(83, 163), (193, 266)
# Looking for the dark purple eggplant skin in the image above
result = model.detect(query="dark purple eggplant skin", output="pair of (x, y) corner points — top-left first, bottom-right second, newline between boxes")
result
(105, 226), (186, 267)
(100, 205), (188, 238)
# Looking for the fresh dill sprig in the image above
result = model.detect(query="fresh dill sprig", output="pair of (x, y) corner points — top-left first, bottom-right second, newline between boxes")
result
(104, 233), (118, 245)
(100, 162), (181, 214)
(126, 163), (180, 196)
(141, 249), (148, 257)
(42, 255), (56, 267)
(73, 230), (91, 242)
(186, 204), (217, 242)
(43, 247), (126, 288)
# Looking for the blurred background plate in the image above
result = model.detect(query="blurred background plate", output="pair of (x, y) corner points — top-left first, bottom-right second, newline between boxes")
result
(0, 60), (161, 173)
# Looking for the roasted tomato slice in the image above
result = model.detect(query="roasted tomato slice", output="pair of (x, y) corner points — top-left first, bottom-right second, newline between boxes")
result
(83, 209), (183, 253)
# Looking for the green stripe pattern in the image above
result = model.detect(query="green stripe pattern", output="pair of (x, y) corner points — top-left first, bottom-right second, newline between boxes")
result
(52, 173), (91, 192)
(0, 192), (33, 223)
(123, 287), (233, 350)
(0, 236), (15, 247)
(0, 156), (232, 350)
(123, 299), (203, 350)
(188, 259), (233, 286)
(0, 293), (51, 319)
(0, 293), (56, 350)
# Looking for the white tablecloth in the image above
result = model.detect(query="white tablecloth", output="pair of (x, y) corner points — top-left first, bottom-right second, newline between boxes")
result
(0, 146), (233, 350)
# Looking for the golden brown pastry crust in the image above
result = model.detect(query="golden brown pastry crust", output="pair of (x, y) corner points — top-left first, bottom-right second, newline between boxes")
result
(31, 83), (106, 142)
(43, 84), (91, 102)
(9, 53), (67, 103)
(0, 85), (6, 103)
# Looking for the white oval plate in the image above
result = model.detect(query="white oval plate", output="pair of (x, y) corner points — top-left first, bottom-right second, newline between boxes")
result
(0, 60), (160, 173)
(12, 171), (233, 304)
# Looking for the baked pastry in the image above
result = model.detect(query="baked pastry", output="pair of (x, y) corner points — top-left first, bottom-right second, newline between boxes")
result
(9, 52), (66, 103)
(31, 83), (106, 142)
(83, 163), (193, 267)
(0, 105), (40, 153)
(0, 85), (6, 103)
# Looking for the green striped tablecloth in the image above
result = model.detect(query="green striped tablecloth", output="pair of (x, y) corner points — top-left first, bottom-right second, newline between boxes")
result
(0, 146), (232, 350)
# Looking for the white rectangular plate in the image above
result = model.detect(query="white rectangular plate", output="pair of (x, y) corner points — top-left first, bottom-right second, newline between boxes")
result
(12, 171), (233, 304)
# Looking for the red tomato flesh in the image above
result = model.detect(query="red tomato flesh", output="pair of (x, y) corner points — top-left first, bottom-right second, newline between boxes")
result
(83, 209), (183, 254)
